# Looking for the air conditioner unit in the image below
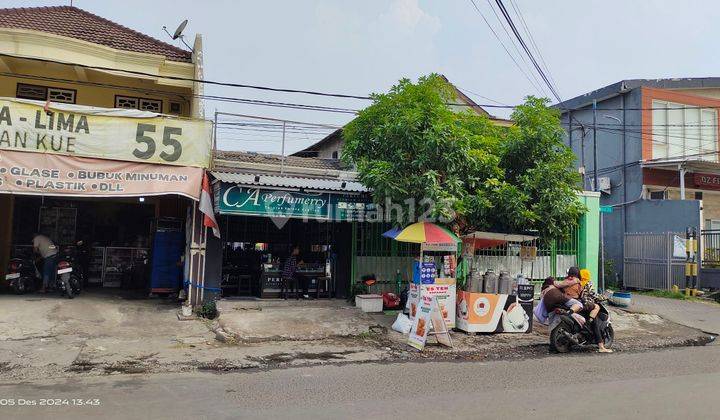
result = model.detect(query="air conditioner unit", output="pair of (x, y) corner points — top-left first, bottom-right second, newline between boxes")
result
(590, 177), (612, 194)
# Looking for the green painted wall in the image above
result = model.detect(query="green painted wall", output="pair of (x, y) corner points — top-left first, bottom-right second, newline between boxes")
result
(578, 192), (601, 288)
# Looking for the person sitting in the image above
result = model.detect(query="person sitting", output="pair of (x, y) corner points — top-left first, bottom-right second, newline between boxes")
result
(555, 267), (613, 353)
(541, 277), (581, 314)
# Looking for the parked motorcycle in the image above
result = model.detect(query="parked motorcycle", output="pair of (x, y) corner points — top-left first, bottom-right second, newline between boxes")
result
(4, 253), (81, 298)
(548, 301), (614, 353)
(55, 252), (82, 299)
(4, 258), (38, 294)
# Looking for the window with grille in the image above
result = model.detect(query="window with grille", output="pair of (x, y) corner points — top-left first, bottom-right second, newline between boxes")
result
(115, 96), (138, 109)
(652, 99), (718, 162)
(16, 83), (76, 104)
(139, 98), (162, 112)
(649, 190), (667, 200)
(47, 88), (76, 103)
(115, 95), (162, 112)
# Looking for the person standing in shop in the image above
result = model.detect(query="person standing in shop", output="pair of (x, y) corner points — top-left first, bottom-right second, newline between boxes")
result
(32, 233), (58, 293)
(281, 245), (307, 299)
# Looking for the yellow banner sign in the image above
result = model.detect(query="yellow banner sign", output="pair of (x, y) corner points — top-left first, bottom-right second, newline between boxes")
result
(0, 98), (212, 168)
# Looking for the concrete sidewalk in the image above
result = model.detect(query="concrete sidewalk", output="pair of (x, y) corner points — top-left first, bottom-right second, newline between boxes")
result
(629, 294), (720, 335)
(215, 299), (383, 342)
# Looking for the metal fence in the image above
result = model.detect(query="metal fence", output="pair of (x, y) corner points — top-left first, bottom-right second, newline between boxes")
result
(701, 229), (720, 268)
(351, 221), (579, 292)
(624, 232), (686, 290)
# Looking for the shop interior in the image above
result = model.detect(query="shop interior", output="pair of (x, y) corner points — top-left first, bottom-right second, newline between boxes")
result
(219, 215), (351, 299)
(4, 195), (188, 294)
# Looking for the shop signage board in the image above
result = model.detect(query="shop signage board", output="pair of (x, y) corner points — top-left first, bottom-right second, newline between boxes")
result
(217, 183), (373, 221)
(694, 173), (720, 190)
(0, 149), (203, 200)
(332, 195), (375, 221)
(0, 97), (212, 168)
(219, 184), (330, 219)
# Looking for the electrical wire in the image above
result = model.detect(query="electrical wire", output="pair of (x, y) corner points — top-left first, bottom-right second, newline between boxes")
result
(480, 0), (549, 97)
(466, 0), (546, 96)
(493, 0), (563, 103)
(8, 57), (720, 114)
(0, 52), (513, 110)
(508, 0), (558, 90)
(454, 85), (510, 106)
(1, 71), (361, 115)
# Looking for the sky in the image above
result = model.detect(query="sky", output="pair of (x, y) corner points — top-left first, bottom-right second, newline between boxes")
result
(4, 0), (720, 154)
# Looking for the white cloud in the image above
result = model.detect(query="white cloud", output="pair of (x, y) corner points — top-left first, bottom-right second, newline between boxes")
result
(379, 0), (441, 34)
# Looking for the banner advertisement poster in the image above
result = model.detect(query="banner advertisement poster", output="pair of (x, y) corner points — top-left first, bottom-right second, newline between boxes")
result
(0, 97), (212, 168)
(408, 293), (433, 351)
(407, 278), (456, 328)
(429, 298), (453, 348)
(0, 149), (203, 200)
(412, 261), (436, 284)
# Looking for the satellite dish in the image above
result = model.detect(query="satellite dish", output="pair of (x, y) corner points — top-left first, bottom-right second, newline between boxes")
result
(172, 19), (188, 40)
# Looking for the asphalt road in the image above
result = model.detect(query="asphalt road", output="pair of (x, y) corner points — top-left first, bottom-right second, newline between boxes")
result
(0, 345), (718, 420)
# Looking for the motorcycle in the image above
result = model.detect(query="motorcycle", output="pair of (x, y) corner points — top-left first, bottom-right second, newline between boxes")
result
(4, 258), (39, 294)
(55, 250), (82, 299)
(548, 300), (614, 353)
(4, 253), (81, 298)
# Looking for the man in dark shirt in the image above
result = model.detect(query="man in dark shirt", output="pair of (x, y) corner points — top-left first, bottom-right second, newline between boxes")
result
(281, 245), (306, 299)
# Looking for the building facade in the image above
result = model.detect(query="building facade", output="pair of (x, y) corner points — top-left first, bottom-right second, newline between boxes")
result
(559, 79), (720, 289)
(0, 6), (212, 299)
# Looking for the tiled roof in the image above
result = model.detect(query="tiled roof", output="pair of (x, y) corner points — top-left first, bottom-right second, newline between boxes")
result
(214, 150), (343, 171)
(0, 6), (191, 63)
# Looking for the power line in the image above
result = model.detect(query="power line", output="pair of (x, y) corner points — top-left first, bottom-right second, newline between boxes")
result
(493, 0), (563, 103)
(0, 52), (372, 101)
(10, 56), (720, 114)
(0, 52), (511, 110)
(481, 0), (549, 97)
(466, 0), (546, 96)
(454, 85), (510, 106)
(508, 0), (557, 90)
(1, 71), (361, 115)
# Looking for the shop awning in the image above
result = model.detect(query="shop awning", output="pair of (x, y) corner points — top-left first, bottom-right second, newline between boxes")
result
(0, 149), (203, 201)
(462, 231), (538, 250)
(210, 171), (367, 193)
(641, 158), (720, 174)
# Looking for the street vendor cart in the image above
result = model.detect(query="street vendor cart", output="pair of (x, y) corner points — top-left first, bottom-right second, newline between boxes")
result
(456, 231), (537, 334)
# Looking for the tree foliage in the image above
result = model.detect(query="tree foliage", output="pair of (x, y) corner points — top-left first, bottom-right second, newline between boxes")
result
(342, 74), (585, 239)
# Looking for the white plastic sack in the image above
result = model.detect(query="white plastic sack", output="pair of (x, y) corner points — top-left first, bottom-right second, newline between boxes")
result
(391, 313), (412, 334)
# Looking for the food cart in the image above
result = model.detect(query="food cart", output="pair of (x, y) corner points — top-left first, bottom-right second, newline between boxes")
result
(456, 231), (537, 333)
(383, 222), (459, 349)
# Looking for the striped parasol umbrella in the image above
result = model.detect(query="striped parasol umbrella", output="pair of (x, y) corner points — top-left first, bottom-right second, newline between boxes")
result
(383, 222), (459, 244)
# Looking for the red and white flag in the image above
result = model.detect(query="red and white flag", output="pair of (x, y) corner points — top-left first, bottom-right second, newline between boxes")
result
(200, 172), (220, 238)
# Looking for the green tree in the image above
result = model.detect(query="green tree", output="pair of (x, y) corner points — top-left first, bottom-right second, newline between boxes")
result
(342, 74), (584, 239)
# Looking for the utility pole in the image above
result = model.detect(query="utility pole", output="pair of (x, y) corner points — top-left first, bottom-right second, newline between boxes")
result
(593, 99), (598, 192)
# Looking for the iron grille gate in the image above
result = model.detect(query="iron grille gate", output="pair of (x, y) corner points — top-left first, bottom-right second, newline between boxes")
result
(623, 232), (686, 290)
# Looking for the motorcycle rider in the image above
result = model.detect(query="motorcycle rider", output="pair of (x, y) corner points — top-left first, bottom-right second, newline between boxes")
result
(555, 267), (613, 353)
(32, 233), (58, 294)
